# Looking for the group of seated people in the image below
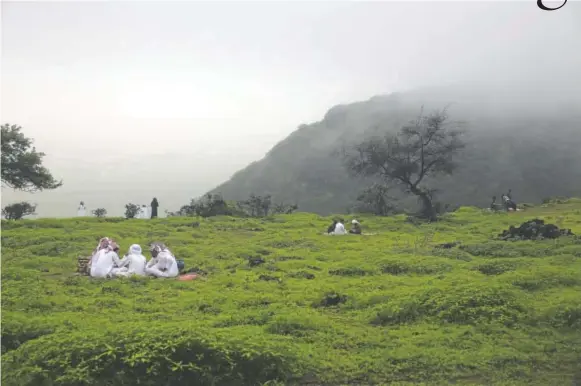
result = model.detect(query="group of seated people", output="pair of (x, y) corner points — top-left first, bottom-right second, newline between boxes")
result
(88, 238), (179, 278)
(327, 219), (362, 235)
(491, 189), (518, 211)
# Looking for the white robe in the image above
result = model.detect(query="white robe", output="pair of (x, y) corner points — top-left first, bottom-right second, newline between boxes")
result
(111, 252), (147, 277)
(334, 222), (347, 235)
(145, 251), (179, 278)
(146, 206), (151, 219)
(77, 205), (86, 217)
(90, 249), (122, 278)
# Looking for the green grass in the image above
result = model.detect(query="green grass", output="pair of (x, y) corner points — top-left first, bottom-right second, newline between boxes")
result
(2, 199), (581, 385)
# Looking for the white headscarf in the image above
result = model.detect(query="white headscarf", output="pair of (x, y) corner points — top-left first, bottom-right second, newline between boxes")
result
(129, 244), (142, 255)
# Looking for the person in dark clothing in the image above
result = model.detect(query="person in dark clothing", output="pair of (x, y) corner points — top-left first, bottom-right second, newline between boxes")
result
(151, 198), (159, 218)
(349, 219), (362, 235)
(327, 220), (337, 234)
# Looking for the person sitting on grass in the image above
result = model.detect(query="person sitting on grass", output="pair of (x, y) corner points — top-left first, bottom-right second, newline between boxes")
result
(327, 220), (338, 234)
(90, 238), (123, 278)
(145, 242), (179, 278)
(110, 244), (147, 277)
(333, 219), (347, 235)
(349, 219), (362, 234)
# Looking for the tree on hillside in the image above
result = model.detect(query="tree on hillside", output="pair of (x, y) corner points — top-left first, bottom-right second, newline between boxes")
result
(1, 124), (62, 192)
(343, 109), (465, 220)
(238, 194), (272, 217)
(2, 202), (37, 220)
(177, 194), (238, 218)
(125, 203), (140, 219)
(92, 208), (107, 218)
(352, 183), (397, 216)
(272, 202), (299, 215)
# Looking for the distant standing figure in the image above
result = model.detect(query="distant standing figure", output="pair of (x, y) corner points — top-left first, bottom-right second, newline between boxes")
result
(151, 198), (159, 218)
(77, 201), (86, 217)
(138, 205), (147, 219)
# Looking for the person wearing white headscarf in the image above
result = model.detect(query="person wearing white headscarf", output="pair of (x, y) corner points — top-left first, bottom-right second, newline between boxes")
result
(349, 219), (362, 235)
(77, 201), (86, 217)
(89, 238), (123, 278)
(145, 242), (179, 278)
(111, 244), (147, 277)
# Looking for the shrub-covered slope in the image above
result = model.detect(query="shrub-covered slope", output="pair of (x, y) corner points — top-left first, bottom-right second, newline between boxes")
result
(2, 199), (581, 385)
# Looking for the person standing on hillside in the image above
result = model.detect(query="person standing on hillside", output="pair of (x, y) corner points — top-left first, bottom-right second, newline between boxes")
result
(151, 198), (159, 218)
(77, 201), (86, 217)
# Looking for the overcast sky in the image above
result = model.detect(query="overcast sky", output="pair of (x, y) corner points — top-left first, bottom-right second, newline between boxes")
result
(2, 1), (580, 216)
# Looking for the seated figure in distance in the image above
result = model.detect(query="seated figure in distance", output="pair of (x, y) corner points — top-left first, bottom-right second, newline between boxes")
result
(90, 238), (122, 278)
(349, 219), (362, 235)
(333, 219), (347, 235)
(110, 244), (147, 277)
(145, 242), (179, 278)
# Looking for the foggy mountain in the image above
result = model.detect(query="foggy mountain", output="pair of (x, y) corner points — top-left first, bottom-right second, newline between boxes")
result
(2, 2), (580, 217)
(209, 82), (581, 214)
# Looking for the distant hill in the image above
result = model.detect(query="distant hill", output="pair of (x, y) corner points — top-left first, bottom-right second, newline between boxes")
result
(210, 83), (581, 214)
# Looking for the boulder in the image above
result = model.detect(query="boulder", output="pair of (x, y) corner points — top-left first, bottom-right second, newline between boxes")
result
(498, 219), (574, 241)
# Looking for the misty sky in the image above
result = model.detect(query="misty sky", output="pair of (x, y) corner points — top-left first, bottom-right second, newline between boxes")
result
(2, 1), (580, 217)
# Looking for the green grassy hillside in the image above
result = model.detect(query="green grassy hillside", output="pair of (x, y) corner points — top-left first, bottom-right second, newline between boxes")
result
(2, 200), (581, 385)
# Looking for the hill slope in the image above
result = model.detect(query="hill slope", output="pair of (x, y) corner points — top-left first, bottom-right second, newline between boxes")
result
(2, 200), (581, 384)
(210, 84), (581, 214)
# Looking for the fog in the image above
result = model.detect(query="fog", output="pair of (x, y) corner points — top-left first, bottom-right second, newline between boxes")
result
(2, 1), (580, 217)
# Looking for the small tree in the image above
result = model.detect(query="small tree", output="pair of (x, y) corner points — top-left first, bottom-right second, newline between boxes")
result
(125, 203), (140, 219)
(238, 194), (272, 217)
(2, 202), (36, 220)
(176, 194), (236, 218)
(1, 124), (62, 192)
(343, 108), (465, 221)
(92, 208), (107, 218)
(353, 183), (397, 216)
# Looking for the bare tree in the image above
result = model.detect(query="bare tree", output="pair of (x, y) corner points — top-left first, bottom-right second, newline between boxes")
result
(343, 108), (465, 220)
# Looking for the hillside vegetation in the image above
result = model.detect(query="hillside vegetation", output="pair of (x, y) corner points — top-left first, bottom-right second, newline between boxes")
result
(2, 199), (581, 385)
(210, 85), (581, 214)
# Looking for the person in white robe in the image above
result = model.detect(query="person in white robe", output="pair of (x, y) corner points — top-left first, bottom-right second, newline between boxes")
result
(138, 205), (147, 219)
(110, 244), (147, 277)
(89, 238), (122, 278)
(77, 201), (86, 217)
(146, 205), (151, 219)
(334, 219), (347, 235)
(145, 243), (179, 278)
